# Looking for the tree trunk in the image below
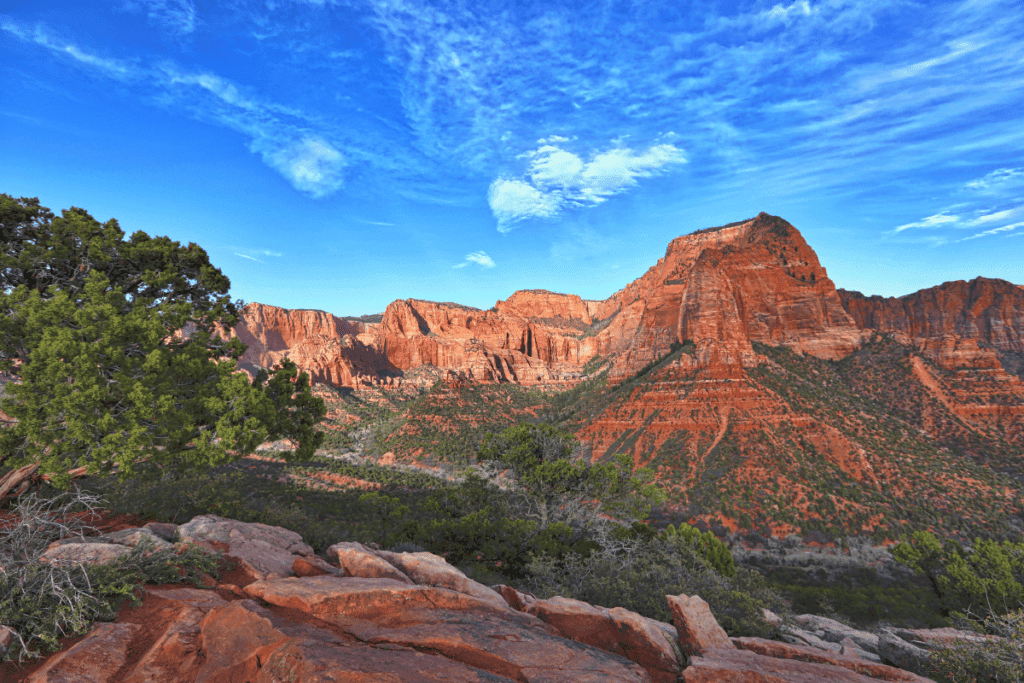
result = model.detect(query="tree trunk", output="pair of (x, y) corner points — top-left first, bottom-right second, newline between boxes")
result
(0, 462), (40, 504)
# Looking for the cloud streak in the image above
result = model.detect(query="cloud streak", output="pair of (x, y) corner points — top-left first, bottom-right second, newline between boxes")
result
(453, 251), (496, 269)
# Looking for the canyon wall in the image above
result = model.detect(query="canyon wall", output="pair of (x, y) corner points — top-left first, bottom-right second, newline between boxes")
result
(839, 278), (1024, 375)
(231, 213), (877, 389)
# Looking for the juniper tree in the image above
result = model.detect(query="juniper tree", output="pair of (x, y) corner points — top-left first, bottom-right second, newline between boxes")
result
(476, 423), (664, 535)
(0, 194), (325, 484)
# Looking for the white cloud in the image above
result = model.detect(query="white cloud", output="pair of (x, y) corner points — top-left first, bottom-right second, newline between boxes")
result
(1, 21), (133, 77)
(760, 1), (814, 25)
(164, 69), (259, 110)
(233, 248), (283, 263)
(966, 168), (1024, 192)
(528, 147), (585, 188)
(578, 144), (686, 198)
(893, 212), (960, 232)
(491, 141), (686, 230)
(162, 65), (347, 197)
(959, 221), (1024, 241)
(453, 251), (496, 268)
(256, 136), (346, 198)
(487, 179), (562, 231)
(967, 205), (1024, 226)
(861, 41), (983, 90)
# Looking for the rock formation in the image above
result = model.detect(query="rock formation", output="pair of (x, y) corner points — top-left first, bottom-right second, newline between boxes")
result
(839, 277), (1024, 376)
(213, 214), (1024, 537)
(228, 213), (875, 390)
(10, 515), (939, 683)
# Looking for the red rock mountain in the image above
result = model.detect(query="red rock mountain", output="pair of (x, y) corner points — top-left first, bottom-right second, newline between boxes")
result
(230, 213), (869, 389)
(224, 212), (1024, 538)
(838, 277), (1024, 375)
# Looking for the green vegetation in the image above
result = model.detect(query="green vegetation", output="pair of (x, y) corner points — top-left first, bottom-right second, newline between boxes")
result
(894, 531), (1024, 621)
(525, 526), (786, 637)
(0, 194), (325, 483)
(477, 423), (664, 532)
(927, 610), (1024, 683)
(756, 563), (948, 628)
(0, 489), (222, 661)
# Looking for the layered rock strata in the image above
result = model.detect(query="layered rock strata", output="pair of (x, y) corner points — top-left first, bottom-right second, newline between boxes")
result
(13, 515), (937, 683)
(839, 277), (1024, 375)
(228, 213), (872, 389)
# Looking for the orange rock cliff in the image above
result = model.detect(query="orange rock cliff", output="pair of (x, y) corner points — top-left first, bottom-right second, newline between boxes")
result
(230, 213), (892, 389)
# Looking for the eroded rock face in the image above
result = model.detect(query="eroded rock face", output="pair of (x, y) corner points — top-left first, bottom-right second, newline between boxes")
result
(523, 596), (681, 683)
(227, 213), (875, 390)
(666, 593), (734, 656)
(838, 277), (1024, 375)
(16, 517), (938, 683)
(26, 623), (141, 683)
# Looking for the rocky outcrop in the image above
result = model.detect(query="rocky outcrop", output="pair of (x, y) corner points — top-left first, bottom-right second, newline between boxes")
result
(839, 277), (1024, 375)
(176, 514), (316, 580)
(591, 214), (866, 378)
(14, 516), (939, 683)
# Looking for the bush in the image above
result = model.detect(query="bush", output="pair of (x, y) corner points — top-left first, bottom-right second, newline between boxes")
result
(894, 531), (1024, 621)
(0, 489), (221, 661)
(522, 523), (787, 637)
(928, 610), (1024, 683)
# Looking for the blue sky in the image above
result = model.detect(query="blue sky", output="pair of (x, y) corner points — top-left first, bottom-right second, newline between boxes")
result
(2, 0), (1022, 316)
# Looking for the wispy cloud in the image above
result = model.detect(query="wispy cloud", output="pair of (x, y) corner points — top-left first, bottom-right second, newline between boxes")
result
(2, 20), (133, 78)
(233, 249), (283, 264)
(488, 140), (686, 231)
(894, 213), (960, 233)
(453, 251), (496, 269)
(122, 0), (198, 36)
(966, 167), (1024, 192)
(959, 221), (1024, 241)
(351, 218), (396, 227)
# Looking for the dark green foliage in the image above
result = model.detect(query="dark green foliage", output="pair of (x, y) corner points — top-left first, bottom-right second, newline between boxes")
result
(662, 523), (736, 576)
(0, 194), (325, 481)
(0, 489), (222, 661)
(927, 610), (1024, 683)
(894, 531), (1024, 621)
(478, 423), (664, 531)
(760, 564), (948, 629)
(524, 530), (786, 638)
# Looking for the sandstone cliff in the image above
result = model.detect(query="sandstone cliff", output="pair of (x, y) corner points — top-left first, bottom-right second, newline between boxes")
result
(231, 213), (870, 390)
(839, 277), (1024, 376)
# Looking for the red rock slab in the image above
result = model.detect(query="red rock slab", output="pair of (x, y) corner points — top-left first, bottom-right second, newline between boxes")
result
(667, 594), (734, 655)
(374, 549), (510, 608)
(199, 600), (517, 683)
(245, 576), (649, 683)
(493, 584), (536, 611)
(341, 606), (652, 683)
(326, 541), (414, 584)
(243, 576), (519, 627)
(293, 554), (342, 577)
(524, 596), (680, 682)
(683, 648), (927, 683)
(195, 600), (293, 683)
(119, 588), (230, 683)
(732, 638), (934, 683)
(176, 514), (314, 578)
(25, 623), (141, 683)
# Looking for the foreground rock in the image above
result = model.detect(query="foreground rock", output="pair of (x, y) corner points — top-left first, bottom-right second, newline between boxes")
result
(523, 595), (681, 683)
(16, 515), (939, 683)
(176, 514), (316, 580)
